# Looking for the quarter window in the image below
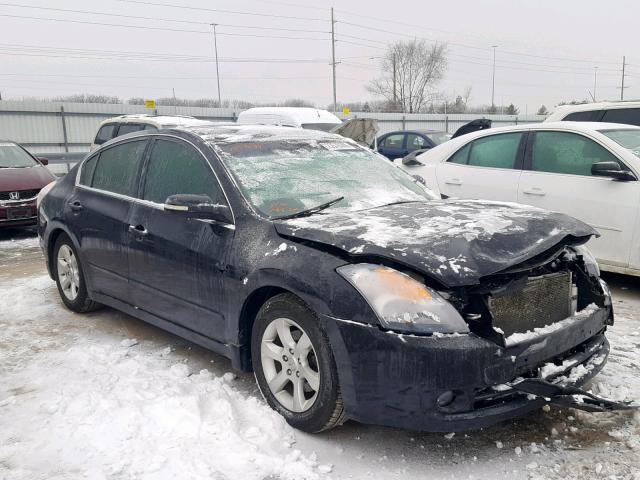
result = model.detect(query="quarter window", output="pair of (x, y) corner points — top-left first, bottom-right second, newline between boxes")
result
(142, 139), (224, 205)
(530, 131), (621, 176)
(94, 124), (116, 145)
(563, 111), (600, 122)
(448, 143), (471, 164)
(90, 140), (148, 196)
(600, 108), (640, 127)
(467, 133), (523, 169)
(79, 155), (98, 186)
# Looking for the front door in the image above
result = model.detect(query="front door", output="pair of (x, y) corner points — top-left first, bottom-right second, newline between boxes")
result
(517, 130), (640, 268)
(71, 139), (149, 301)
(127, 137), (234, 340)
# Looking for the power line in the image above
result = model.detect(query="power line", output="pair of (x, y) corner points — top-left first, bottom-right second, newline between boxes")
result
(0, 14), (329, 40)
(113, 0), (328, 22)
(0, 3), (330, 33)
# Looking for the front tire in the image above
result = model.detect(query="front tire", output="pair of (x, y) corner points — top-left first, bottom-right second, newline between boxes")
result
(52, 233), (101, 313)
(251, 293), (345, 433)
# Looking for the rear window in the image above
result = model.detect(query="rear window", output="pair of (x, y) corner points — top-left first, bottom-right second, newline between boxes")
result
(90, 140), (148, 197)
(117, 124), (145, 136)
(563, 111), (600, 122)
(94, 124), (116, 145)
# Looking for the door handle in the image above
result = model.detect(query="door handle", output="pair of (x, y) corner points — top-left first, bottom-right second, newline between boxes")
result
(444, 178), (462, 186)
(522, 188), (546, 196)
(68, 201), (83, 212)
(128, 224), (148, 236)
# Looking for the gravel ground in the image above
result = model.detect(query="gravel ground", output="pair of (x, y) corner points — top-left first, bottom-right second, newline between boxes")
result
(0, 228), (638, 480)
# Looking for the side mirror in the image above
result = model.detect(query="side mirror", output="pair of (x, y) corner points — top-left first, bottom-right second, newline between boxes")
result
(402, 149), (429, 166)
(164, 194), (233, 224)
(37, 157), (49, 165)
(591, 161), (636, 181)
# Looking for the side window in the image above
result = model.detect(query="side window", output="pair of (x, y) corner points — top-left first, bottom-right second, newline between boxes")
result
(382, 134), (405, 149)
(563, 111), (599, 122)
(117, 124), (145, 137)
(406, 134), (427, 152)
(79, 155), (98, 186)
(144, 124), (158, 131)
(91, 140), (148, 196)
(448, 143), (471, 164)
(531, 131), (621, 176)
(94, 124), (116, 145)
(467, 133), (523, 169)
(600, 108), (640, 127)
(142, 139), (225, 205)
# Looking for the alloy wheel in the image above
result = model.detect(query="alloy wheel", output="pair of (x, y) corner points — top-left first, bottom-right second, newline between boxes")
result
(57, 244), (80, 301)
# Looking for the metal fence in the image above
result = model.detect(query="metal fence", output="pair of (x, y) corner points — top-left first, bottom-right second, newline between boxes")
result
(0, 100), (546, 172)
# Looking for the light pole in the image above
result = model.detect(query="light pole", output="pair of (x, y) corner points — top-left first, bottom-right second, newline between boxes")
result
(211, 23), (221, 106)
(491, 45), (498, 111)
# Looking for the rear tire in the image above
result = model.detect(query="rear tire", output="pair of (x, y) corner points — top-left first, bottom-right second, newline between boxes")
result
(251, 293), (345, 433)
(52, 233), (101, 313)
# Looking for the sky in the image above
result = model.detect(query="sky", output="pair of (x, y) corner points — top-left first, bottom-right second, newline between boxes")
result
(0, 0), (636, 112)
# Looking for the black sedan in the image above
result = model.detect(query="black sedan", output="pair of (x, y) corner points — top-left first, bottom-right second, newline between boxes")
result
(38, 125), (622, 433)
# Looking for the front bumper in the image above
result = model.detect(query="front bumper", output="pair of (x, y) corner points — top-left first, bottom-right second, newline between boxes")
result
(324, 305), (611, 432)
(0, 199), (37, 227)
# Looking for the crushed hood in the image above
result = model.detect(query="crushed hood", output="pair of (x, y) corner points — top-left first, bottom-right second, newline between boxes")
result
(275, 200), (597, 288)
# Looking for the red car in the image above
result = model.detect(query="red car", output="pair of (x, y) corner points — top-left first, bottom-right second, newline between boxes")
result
(0, 141), (57, 228)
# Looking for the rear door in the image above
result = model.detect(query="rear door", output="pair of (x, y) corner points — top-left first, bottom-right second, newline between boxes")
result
(517, 130), (640, 268)
(434, 131), (526, 201)
(71, 138), (149, 301)
(378, 133), (407, 160)
(127, 137), (234, 339)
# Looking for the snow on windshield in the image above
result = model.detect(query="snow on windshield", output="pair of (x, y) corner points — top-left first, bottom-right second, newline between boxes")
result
(215, 138), (435, 218)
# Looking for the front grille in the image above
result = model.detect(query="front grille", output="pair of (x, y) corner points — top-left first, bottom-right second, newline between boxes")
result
(490, 272), (573, 336)
(0, 189), (40, 201)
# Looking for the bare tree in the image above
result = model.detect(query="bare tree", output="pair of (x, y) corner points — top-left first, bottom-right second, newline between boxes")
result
(368, 40), (447, 113)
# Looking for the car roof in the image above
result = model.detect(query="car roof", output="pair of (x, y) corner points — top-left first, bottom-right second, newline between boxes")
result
(237, 107), (342, 125)
(382, 130), (447, 136)
(176, 123), (346, 144)
(99, 114), (215, 128)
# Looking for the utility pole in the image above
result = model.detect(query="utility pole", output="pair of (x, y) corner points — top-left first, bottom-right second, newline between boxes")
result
(172, 87), (177, 114)
(593, 67), (598, 102)
(211, 23), (221, 106)
(330, 8), (337, 112)
(491, 45), (498, 111)
(392, 52), (397, 106)
(621, 56), (626, 101)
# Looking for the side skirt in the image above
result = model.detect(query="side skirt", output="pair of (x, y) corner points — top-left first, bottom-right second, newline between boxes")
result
(91, 291), (244, 370)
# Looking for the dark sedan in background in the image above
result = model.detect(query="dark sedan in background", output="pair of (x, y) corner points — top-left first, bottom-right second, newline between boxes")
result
(375, 129), (451, 159)
(0, 141), (56, 228)
(38, 125), (625, 433)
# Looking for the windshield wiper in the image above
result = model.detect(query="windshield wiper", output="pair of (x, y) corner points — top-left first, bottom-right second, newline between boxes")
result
(277, 196), (344, 220)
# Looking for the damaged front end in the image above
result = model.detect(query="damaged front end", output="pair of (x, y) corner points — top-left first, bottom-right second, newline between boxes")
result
(325, 243), (636, 432)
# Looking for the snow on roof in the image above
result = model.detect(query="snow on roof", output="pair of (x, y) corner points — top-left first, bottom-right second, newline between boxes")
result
(181, 123), (344, 144)
(105, 114), (215, 127)
(237, 107), (342, 126)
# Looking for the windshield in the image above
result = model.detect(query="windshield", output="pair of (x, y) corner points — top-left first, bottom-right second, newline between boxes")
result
(599, 129), (640, 156)
(0, 143), (38, 168)
(217, 138), (436, 218)
(301, 123), (341, 132)
(426, 132), (452, 145)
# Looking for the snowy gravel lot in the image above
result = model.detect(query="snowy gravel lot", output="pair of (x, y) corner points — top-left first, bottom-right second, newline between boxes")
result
(1, 228), (639, 480)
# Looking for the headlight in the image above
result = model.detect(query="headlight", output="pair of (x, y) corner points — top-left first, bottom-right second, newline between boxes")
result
(573, 245), (600, 277)
(337, 263), (469, 334)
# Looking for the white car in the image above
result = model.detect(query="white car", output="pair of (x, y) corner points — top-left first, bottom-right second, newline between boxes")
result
(90, 114), (215, 150)
(545, 101), (640, 126)
(399, 121), (640, 276)
(236, 107), (342, 132)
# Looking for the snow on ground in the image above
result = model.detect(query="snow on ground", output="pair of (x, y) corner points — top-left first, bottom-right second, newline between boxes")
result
(1, 231), (639, 480)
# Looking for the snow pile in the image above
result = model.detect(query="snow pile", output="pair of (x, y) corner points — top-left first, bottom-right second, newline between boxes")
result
(0, 276), (323, 480)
